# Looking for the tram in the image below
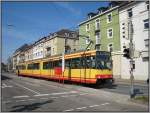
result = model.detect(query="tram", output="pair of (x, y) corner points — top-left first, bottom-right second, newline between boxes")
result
(16, 50), (113, 85)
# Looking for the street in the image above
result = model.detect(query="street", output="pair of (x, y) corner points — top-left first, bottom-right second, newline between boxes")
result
(1, 72), (149, 112)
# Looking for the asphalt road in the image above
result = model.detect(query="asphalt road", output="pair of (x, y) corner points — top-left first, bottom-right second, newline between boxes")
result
(1, 72), (149, 112)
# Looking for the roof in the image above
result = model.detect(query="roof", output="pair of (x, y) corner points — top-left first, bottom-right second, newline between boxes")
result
(79, 5), (119, 26)
(46, 29), (79, 41)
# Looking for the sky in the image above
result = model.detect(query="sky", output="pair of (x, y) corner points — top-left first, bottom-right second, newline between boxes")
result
(2, 1), (109, 63)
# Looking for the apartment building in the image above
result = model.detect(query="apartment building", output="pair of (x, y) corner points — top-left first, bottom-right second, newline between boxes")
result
(12, 44), (29, 70)
(13, 29), (79, 66)
(44, 29), (79, 57)
(79, 3), (121, 78)
(119, 1), (149, 80)
(32, 37), (47, 60)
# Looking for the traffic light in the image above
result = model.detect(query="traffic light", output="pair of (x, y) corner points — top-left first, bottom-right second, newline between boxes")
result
(123, 48), (130, 59)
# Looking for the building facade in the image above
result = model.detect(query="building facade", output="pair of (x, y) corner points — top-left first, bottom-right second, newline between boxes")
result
(12, 44), (29, 70)
(44, 29), (79, 57)
(13, 29), (79, 65)
(79, 4), (121, 78)
(119, 1), (149, 80)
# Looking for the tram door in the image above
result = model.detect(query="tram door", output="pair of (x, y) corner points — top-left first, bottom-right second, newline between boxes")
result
(81, 55), (91, 83)
(65, 60), (71, 80)
(81, 56), (87, 83)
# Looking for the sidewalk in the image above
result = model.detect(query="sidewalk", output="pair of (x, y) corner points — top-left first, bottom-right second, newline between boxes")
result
(114, 78), (148, 86)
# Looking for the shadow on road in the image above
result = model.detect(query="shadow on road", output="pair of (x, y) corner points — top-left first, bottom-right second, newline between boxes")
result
(1, 75), (12, 81)
(10, 100), (53, 112)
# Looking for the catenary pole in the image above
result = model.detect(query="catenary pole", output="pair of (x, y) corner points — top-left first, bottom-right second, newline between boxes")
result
(129, 18), (135, 98)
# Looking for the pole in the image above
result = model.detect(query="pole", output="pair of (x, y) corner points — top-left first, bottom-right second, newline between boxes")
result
(129, 18), (135, 98)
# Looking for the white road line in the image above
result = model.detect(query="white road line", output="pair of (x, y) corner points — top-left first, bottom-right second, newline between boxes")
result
(13, 95), (29, 98)
(3, 101), (11, 104)
(16, 100), (26, 102)
(101, 103), (110, 106)
(28, 99), (35, 101)
(2, 83), (7, 87)
(79, 93), (88, 96)
(76, 107), (87, 110)
(12, 82), (40, 95)
(64, 109), (74, 112)
(89, 105), (99, 108)
(61, 94), (77, 98)
(34, 91), (77, 97)
(2, 86), (13, 88)
(61, 95), (69, 97)
(68, 95), (76, 97)
(50, 97), (58, 99)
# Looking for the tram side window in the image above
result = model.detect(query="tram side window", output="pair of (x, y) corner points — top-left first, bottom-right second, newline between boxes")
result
(86, 56), (92, 69)
(71, 58), (81, 69)
(54, 60), (62, 67)
(91, 56), (96, 69)
(81, 57), (86, 69)
(27, 64), (33, 70)
(81, 56), (95, 69)
(33, 63), (40, 70)
(43, 62), (51, 69)
(65, 59), (71, 68)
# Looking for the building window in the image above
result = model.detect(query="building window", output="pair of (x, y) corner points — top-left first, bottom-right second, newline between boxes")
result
(127, 8), (132, 18)
(146, 1), (149, 10)
(107, 28), (113, 38)
(86, 35), (90, 44)
(95, 19), (100, 30)
(95, 32), (100, 44)
(107, 13), (112, 23)
(108, 43), (113, 52)
(86, 23), (90, 32)
(143, 19), (149, 29)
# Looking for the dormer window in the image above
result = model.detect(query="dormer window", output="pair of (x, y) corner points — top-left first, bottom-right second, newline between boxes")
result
(107, 13), (112, 23)
(95, 19), (100, 30)
(65, 33), (69, 37)
(146, 1), (149, 10)
(127, 8), (132, 18)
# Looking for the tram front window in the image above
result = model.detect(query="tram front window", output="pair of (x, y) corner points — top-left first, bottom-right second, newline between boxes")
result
(96, 52), (112, 70)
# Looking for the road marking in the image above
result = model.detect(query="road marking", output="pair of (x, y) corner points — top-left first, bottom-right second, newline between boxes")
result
(3, 101), (11, 104)
(2, 83), (13, 88)
(16, 100), (26, 102)
(12, 82), (40, 95)
(101, 102), (109, 106)
(76, 107), (87, 110)
(13, 95), (29, 98)
(79, 93), (88, 96)
(2, 86), (13, 88)
(64, 109), (74, 112)
(50, 97), (58, 99)
(61, 95), (70, 97)
(89, 105), (99, 108)
(64, 103), (110, 112)
(34, 91), (77, 97)
(68, 95), (76, 97)
(3, 83), (7, 87)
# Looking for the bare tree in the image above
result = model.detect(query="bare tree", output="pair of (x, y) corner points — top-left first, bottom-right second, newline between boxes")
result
(7, 56), (13, 72)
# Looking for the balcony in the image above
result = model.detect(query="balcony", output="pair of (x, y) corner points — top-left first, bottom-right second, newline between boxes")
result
(46, 51), (51, 57)
(95, 27), (100, 33)
(144, 39), (149, 47)
(141, 50), (149, 58)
